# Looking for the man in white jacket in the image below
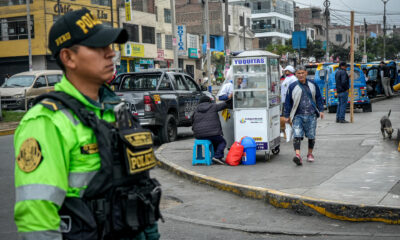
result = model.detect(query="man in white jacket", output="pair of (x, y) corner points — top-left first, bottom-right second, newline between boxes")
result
(281, 66), (297, 105)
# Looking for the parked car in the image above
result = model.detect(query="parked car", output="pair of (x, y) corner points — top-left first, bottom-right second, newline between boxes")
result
(0, 70), (63, 110)
(110, 69), (214, 143)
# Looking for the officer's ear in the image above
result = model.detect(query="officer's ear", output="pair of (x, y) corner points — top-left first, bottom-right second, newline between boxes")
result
(59, 45), (80, 70)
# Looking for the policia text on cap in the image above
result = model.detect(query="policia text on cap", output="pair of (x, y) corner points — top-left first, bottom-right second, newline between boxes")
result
(14, 8), (162, 240)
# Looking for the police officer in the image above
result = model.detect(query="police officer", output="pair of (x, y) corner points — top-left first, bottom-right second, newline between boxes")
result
(14, 9), (161, 240)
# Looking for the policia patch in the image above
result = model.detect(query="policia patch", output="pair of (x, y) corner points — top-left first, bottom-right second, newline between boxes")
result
(16, 138), (42, 173)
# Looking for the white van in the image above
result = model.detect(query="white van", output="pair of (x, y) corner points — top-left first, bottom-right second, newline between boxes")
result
(0, 70), (63, 110)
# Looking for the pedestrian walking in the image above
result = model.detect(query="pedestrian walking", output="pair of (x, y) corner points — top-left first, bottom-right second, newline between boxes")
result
(280, 65), (297, 106)
(335, 62), (350, 123)
(379, 61), (394, 97)
(284, 65), (324, 166)
(14, 8), (162, 240)
(192, 95), (229, 165)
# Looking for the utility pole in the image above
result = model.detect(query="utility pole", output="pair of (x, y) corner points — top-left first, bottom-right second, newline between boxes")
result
(204, 0), (211, 90)
(382, 0), (389, 61)
(350, 11), (355, 123)
(110, 0), (115, 50)
(363, 18), (367, 63)
(324, 0), (330, 62)
(170, 0), (178, 69)
(243, 11), (246, 50)
(26, 0), (32, 71)
(224, 0), (230, 68)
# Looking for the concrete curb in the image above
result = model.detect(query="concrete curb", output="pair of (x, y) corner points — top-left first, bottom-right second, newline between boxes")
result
(155, 144), (400, 224)
(0, 128), (16, 136)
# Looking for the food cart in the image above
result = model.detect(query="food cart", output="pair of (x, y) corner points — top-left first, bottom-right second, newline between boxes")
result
(219, 50), (281, 160)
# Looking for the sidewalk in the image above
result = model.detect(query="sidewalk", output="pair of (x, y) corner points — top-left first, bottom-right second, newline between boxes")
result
(156, 97), (400, 224)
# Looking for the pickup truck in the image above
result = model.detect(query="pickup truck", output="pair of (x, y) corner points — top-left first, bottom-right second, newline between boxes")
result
(111, 70), (214, 143)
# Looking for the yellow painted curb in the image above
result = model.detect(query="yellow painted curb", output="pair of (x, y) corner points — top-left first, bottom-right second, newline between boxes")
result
(155, 144), (400, 225)
(0, 129), (16, 136)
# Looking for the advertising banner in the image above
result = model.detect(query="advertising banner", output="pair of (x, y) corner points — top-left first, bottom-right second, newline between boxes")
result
(125, 0), (132, 21)
(177, 25), (187, 56)
(156, 49), (165, 61)
(188, 48), (199, 58)
(123, 43), (144, 57)
(234, 109), (268, 150)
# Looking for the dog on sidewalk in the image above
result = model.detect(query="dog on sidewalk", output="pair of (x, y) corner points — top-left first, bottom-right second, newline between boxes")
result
(380, 109), (394, 139)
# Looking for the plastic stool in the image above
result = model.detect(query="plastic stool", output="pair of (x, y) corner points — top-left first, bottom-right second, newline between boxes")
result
(192, 139), (214, 166)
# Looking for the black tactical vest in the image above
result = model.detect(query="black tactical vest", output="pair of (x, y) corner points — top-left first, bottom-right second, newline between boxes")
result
(34, 91), (162, 240)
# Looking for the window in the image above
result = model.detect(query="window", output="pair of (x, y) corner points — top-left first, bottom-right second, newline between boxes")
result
(188, 34), (197, 49)
(0, 0), (32, 6)
(35, 76), (47, 88)
(247, 18), (250, 27)
(165, 35), (172, 49)
(185, 76), (198, 91)
(240, 16), (244, 26)
(123, 23), (139, 42)
(227, 15), (231, 26)
(156, 33), (162, 48)
(158, 76), (172, 90)
(164, 9), (171, 23)
(91, 0), (110, 6)
(336, 34), (342, 42)
(0, 16), (34, 41)
(173, 75), (188, 90)
(47, 75), (62, 86)
(121, 74), (163, 90)
(210, 37), (215, 49)
(142, 26), (155, 44)
(257, 2), (261, 10)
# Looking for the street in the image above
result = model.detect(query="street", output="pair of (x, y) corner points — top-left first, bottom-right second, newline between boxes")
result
(1, 98), (400, 239)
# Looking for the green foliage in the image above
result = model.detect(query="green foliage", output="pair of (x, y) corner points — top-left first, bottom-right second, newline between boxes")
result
(266, 43), (295, 56)
(1, 110), (25, 122)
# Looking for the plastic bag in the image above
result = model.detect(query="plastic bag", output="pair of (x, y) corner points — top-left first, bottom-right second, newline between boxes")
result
(226, 141), (244, 166)
(285, 123), (293, 142)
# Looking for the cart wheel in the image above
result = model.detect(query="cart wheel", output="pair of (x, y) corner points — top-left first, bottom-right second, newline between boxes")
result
(272, 146), (280, 155)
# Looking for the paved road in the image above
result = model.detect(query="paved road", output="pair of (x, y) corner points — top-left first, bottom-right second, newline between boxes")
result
(1, 99), (400, 239)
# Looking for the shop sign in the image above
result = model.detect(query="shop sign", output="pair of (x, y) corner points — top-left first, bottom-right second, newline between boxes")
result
(123, 43), (144, 57)
(125, 0), (132, 21)
(176, 25), (187, 56)
(156, 49), (164, 61)
(53, 4), (108, 20)
(139, 59), (154, 65)
(232, 57), (266, 66)
(188, 48), (199, 59)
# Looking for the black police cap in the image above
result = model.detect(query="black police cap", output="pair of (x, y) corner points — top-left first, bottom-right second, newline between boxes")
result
(49, 8), (128, 57)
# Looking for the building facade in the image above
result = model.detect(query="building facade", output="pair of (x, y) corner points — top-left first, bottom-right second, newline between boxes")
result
(329, 27), (360, 49)
(118, 0), (157, 73)
(231, 0), (294, 49)
(228, 4), (254, 52)
(0, 0), (118, 84)
(294, 7), (325, 42)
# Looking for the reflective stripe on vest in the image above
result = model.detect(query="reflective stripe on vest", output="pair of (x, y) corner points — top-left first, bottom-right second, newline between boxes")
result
(18, 230), (62, 240)
(60, 108), (80, 126)
(68, 171), (98, 188)
(16, 184), (66, 206)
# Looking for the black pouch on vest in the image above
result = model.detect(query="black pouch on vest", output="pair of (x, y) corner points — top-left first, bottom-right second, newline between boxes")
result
(119, 126), (157, 176)
(111, 178), (162, 234)
(59, 198), (98, 240)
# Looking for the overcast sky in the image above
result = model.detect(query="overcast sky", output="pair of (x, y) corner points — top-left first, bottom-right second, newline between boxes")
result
(294, 0), (400, 26)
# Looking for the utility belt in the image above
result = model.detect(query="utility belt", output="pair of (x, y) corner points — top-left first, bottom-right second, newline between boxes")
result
(34, 91), (163, 240)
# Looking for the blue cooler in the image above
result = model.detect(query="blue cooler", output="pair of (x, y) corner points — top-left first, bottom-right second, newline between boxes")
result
(240, 137), (257, 165)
